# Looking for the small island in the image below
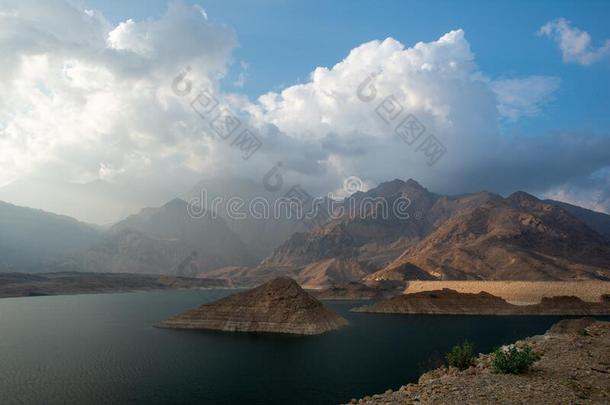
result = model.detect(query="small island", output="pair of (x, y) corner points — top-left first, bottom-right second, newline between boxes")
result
(157, 277), (349, 335)
(352, 288), (610, 315)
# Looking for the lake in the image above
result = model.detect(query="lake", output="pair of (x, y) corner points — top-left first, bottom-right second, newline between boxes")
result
(0, 289), (592, 404)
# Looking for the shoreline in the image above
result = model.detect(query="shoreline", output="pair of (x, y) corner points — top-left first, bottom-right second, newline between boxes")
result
(344, 318), (610, 404)
(0, 271), (232, 299)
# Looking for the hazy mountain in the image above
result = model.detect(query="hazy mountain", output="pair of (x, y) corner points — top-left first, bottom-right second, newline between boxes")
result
(0, 201), (101, 272)
(186, 177), (307, 261)
(0, 178), (158, 225)
(71, 198), (256, 276)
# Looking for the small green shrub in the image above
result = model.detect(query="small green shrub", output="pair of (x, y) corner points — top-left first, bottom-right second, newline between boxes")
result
(492, 345), (540, 374)
(446, 340), (475, 370)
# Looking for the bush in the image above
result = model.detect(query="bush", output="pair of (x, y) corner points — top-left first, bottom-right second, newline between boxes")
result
(492, 345), (540, 374)
(446, 340), (475, 370)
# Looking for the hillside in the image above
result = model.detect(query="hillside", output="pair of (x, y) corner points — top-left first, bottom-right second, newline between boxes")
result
(0, 201), (101, 272)
(371, 191), (610, 281)
(212, 179), (610, 287)
(73, 198), (255, 275)
(546, 199), (610, 239)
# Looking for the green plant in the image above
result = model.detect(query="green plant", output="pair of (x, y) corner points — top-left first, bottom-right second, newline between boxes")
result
(492, 345), (540, 374)
(446, 340), (475, 370)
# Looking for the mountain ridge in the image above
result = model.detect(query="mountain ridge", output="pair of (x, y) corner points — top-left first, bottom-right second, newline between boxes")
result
(210, 179), (610, 287)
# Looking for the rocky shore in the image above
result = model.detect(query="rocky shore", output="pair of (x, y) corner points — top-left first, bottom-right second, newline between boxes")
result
(353, 288), (610, 315)
(345, 318), (610, 404)
(158, 277), (349, 335)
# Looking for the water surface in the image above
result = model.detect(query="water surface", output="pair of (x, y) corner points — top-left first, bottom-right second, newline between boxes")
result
(0, 290), (593, 404)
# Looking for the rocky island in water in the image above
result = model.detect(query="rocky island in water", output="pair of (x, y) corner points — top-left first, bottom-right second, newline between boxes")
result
(158, 277), (349, 335)
(353, 288), (610, 315)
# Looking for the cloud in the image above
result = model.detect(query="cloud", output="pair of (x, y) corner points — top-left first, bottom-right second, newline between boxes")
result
(241, 30), (572, 196)
(0, 0), (237, 220)
(232, 61), (249, 87)
(539, 18), (610, 65)
(543, 168), (610, 214)
(0, 1), (608, 223)
(491, 76), (560, 120)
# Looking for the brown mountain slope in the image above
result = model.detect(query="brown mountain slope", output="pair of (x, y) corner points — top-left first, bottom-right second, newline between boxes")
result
(207, 180), (610, 286)
(546, 199), (610, 239)
(250, 180), (500, 286)
(371, 191), (610, 281)
(259, 179), (439, 270)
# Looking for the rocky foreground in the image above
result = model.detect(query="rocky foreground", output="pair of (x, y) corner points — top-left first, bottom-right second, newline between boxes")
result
(158, 277), (349, 335)
(353, 288), (610, 315)
(345, 318), (610, 404)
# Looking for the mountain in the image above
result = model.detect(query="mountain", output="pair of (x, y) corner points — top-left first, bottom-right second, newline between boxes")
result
(158, 277), (349, 335)
(186, 177), (308, 261)
(70, 198), (255, 275)
(242, 180), (502, 286)
(204, 178), (443, 287)
(372, 191), (610, 281)
(0, 201), (101, 272)
(546, 199), (610, 239)
(210, 179), (610, 286)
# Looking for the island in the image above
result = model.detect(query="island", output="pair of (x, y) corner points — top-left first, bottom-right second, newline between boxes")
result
(352, 288), (610, 315)
(157, 277), (349, 335)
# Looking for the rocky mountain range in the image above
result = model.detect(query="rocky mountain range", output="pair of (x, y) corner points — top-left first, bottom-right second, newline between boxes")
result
(370, 191), (610, 282)
(2, 178), (610, 285)
(209, 179), (610, 287)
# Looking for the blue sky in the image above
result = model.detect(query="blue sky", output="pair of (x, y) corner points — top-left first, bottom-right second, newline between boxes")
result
(87, 0), (610, 134)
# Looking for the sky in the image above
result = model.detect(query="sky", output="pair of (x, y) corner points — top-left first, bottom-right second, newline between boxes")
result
(0, 0), (609, 223)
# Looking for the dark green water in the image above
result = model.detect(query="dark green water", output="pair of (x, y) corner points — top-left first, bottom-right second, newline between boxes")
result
(0, 290), (594, 404)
